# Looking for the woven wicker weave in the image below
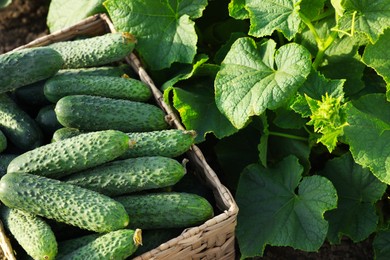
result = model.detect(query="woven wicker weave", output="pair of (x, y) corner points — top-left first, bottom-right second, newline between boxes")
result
(0, 13), (238, 260)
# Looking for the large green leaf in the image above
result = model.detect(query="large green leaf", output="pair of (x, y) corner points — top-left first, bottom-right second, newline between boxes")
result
(245, 0), (302, 40)
(104, 0), (207, 70)
(344, 93), (390, 184)
(320, 152), (386, 244)
(337, 0), (390, 43)
(168, 83), (238, 143)
(47, 0), (106, 32)
(362, 29), (390, 100)
(236, 155), (337, 258)
(215, 37), (311, 129)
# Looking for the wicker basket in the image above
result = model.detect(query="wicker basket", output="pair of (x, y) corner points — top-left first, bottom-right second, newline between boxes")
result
(0, 13), (238, 260)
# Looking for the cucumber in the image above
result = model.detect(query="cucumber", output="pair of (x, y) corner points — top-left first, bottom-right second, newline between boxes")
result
(0, 172), (129, 233)
(35, 104), (62, 136)
(0, 47), (63, 93)
(0, 154), (17, 177)
(1, 206), (58, 260)
(44, 74), (151, 102)
(57, 229), (142, 260)
(48, 32), (136, 69)
(14, 80), (51, 107)
(0, 129), (6, 153)
(57, 233), (101, 258)
(63, 156), (186, 196)
(114, 192), (214, 229)
(55, 95), (168, 132)
(120, 129), (196, 159)
(0, 94), (44, 151)
(51, 129), (196, 158)
(7, 130), (131, 179)
(51, 127), (84, 142)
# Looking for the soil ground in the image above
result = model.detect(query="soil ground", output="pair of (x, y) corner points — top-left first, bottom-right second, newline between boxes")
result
(0, 1), (375, 259)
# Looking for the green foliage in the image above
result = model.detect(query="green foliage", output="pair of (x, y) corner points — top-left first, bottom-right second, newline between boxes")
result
(44, 0), (390, 257)
(47, 0), (106, 32)
(235, 156), (337, 258)
(320, 152), (387, 244)
(104, 0), (208, 70)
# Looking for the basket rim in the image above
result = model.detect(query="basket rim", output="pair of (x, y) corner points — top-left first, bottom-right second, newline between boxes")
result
(0, 13), (239, 260)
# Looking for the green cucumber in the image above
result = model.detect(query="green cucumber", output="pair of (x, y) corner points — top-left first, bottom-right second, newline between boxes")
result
(44, 74), (151, 103)
(35, 104), (62, 136)
(63, 156), (186, 196)
(57, 233), (101, 258)
(0, 94), (44, 151)
(14, 80), (51, 107)
(51, 127), (84, 142)
(57, 229), (142, 260)
(51, 129), (196, 158)
(0, 172), (129, 233)
(0, 154), (17, 177)
(120, 129), (196, 159)
(115, 192), (214, 229)
(0, 129), (6, 153)
(55, 95), (168, 132)
(7, 130), (131, 179)
(1, 206), (58, 260)
(48, 32), (136, 69)
(0, 47), (63, 93)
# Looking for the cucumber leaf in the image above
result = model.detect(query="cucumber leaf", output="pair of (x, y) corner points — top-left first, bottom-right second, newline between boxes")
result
(362, 29), (390, 100)
(104, 0), (208, 70)
(320, 152), (386, 244)
(167, 83), (238, 143)
(215, 37), (311, 129)
(374, 229), (390, 260)
(337, 0), (390, 43)
(228, 0), (249, 20)
(236, 155), (337, 258)
(344, 93), (390, 184)
(245, 0), (302, 40)
(47, 0), (106, 32)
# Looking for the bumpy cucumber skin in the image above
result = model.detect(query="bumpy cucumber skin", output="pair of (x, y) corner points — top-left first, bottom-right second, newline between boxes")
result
(63, 156), (186, 196)
(48, 32), (136, 69)
(51, 127), (83, 142)
(35, 104), (62, 136)
(7, 130), (130, 179)
(0, 47), (63, 93)
(1, 206), (58, 260)
(0, 173), (129, 233)
(57, 229), (140, 260)
(0, 94), (44, 151)
(120, 129), (196, 159)
(115, 192), (214, 229)
(44, 75), (151, 102)
(0, 130), (6, 153)
(57, 233), (101, 259)
(55, 95), (168, 132)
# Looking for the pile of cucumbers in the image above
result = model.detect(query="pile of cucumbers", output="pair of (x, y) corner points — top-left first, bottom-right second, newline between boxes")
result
(0, 32), (214, 259)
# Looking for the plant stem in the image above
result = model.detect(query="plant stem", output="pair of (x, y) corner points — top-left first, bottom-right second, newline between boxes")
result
(268, 131), (308, 142)
(312, 30), (338, 70)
